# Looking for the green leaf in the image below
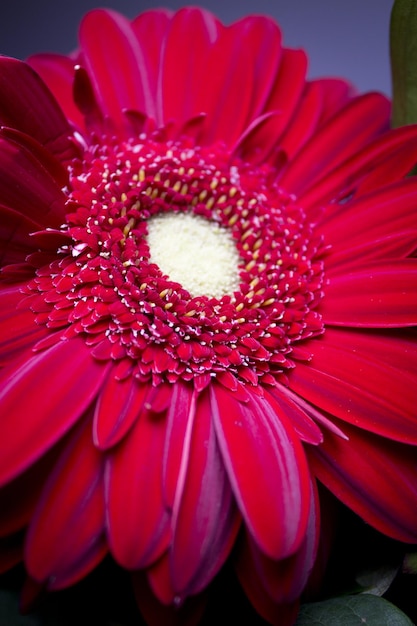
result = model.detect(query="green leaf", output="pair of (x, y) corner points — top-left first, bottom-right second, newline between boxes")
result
(355, 563), (400, 596)
(296, 594), (414, 626)
(390, 0), (417, 127)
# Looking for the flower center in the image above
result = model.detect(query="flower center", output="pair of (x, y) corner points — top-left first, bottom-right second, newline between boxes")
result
(25, 135), (326, 389)
(146, 212), (240, 298)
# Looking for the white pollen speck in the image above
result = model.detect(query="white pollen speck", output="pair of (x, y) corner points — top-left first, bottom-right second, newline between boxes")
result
(146, 212), (240, 298)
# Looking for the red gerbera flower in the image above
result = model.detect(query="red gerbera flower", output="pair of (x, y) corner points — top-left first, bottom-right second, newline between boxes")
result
(0, 7), (417, 625)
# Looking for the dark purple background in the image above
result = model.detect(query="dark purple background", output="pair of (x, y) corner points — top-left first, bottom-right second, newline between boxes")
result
(0, 0), (394, 95)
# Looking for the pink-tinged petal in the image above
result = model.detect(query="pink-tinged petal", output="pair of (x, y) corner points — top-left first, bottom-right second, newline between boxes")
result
(0, 138), (67, 227)
(321, 326), (417, 372)
(146, 552), (175, 604)
(161, 8), (221, 125)
(162, 382), (196, 510)
(132, 570), (207, 626)
(249, 49), (308, 159)
(131, 9), (173, 124)
(264, 48), (308, 130)
(28, 53), (84, 130)
(319, 178), (417, 250)
(309, 423), (417, 543)
(211, 384), (310, 559)
(289, 331), (417, 444)
(0, 127), (68, 189)
(0, 338), (109, 485)
(322, 259), (417, 327)
(237, 479), (319, 604)
(299, 125), (417, 211)
(193, 22), (255, 146)
(280, 93), (390, 196)
(313, 78), (356, 125)
(79, 9), (155, 125)
(0, 287), (47, 365)
(267, 386), (323, 445)
(0, 442), (63, 537)
(93, 371), (148, 449)
(278, 81), (323, 160)
(234, 16), (282, 119)
(105, 404), (170, 569)
(236, 557), (300, 626)
(0, 57), (76, 161)
(170, 389), (241, 597)
(326, 230), (417, 270)
(25, 419), (107, 588)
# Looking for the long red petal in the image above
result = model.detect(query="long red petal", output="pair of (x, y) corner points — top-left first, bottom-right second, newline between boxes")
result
(0, 57), (76, 161)
(170, 389), (240, 597)
(289, 331), (417, 443)
(309, 423), (417, 543)
(211, 384), (310, 559)
(25, 419), (107, 588)
(0, 338), (109, 485)
(79, 9), (155, 126)
(105, 405), (170, 569)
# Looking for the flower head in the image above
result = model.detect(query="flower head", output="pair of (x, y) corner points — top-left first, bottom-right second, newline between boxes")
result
(1, 7), (417, 625)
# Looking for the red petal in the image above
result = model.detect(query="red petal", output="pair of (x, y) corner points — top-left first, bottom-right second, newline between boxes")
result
(106, 405), (170, 569)
(289, 330), (417, 444)
(280, 93), (390, 196)
(79, 9), (155, 125)
(0, 286), (47, 365)
(194, 22), (254, 146)
(237, 479), (319, 604)
(162, 382), (196, 510)
(93, 371), (148, 449)
(0, 57), (76, 161)
(0, 338), (109, 485)
(132, 570), (207, 626)
(322, 259), (417, 327)
(28, 53), (84, 130)
(300, 125), (417, 212)
(0, 137), (67, 227)
(309, 423), (417, 543)
(161, 8), (221, 125)
(25, 419), (107, 588)
(170, 389), (240, 597)
(0, 442), (63, 537)
(211, 384), (310, 559)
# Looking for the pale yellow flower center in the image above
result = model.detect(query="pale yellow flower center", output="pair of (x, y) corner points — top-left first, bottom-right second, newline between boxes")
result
(146, 212), (241, 298)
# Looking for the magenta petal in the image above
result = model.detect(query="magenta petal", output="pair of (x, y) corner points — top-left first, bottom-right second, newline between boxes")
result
(237, 479), (319, 604)
(0, 287), (47, 366)
(211, 383), (310, 559)
(309, 423), (417, 543)
(322, 259), (417, 327)
(280, 93), (390, 196)
(319, 178), (417, 251)
(0, 338), (109, 485)
(25, 419), (107, 588)
(289, 331), (417, 443)
(132, 570), (207, 626)
(300, 125), (417, 211)
(79, 9), (155, 125)
(162, 382), (196, 510)
(28, 53), (85, 130)
(0, 57), (76, 161)
(170, 390), (240, 597)
(106, 404), (170, 569)
(0, 138), (67, 227)
(161, 8), (221, 125)
(93, 372), (148, 449)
